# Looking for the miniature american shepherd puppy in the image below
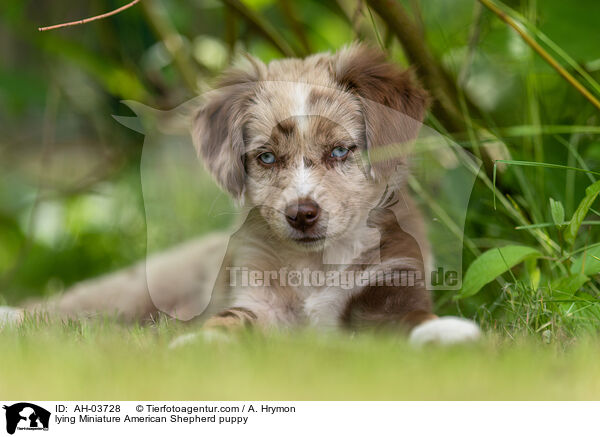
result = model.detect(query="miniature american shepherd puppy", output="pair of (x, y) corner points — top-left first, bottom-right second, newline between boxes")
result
(0, 44), (480, 345)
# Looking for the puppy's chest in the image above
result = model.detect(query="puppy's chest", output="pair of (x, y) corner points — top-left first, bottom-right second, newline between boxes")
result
(283, 259), (333, 300)
(229, 234), (382, 327)
(232, 257), (359, 328)
(281, 261), (352, 327)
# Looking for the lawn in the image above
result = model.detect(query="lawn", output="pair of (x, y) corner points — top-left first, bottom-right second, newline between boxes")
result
(2, 321), (599, 400)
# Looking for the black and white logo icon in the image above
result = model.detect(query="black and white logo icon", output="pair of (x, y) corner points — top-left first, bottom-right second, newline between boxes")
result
(3, 403), (50, 435)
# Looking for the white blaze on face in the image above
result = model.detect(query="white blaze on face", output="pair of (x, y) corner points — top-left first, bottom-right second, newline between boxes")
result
(291, 157), (316, 198)
(285, 83), (318, 200)
(292, 82), (309, 130)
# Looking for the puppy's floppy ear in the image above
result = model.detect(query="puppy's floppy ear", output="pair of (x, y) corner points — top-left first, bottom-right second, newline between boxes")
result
(333, 43), (430, 180)
(192, 57), (265, 198)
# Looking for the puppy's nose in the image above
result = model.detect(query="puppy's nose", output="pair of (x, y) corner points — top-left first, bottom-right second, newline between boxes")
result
(285, 199), (321, 231)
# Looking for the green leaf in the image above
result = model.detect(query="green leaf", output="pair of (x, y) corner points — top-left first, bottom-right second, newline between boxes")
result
(564, 180), (600, 245)
(571, 245), (600, 276)
(549, 198), (565, 226)
(455, 245), (542, 299)
(551, 274), (590, 296)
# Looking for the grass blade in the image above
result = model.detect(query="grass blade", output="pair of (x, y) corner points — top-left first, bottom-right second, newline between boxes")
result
(564, 181), (600, 245)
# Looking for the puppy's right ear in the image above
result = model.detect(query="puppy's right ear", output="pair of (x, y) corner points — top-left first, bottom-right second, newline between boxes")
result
(192, 59), (264, 199)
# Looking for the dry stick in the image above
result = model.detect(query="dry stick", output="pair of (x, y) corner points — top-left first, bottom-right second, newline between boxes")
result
(39, 0), (140, 32)
(479, 0), (600, 111)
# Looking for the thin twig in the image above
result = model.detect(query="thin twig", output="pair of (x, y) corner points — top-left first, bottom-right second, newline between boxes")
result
(479, 0), (600, 111)
(38, 0), (140, 32)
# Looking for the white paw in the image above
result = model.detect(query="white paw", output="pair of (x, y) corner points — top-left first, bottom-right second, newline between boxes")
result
(0, 306), (24, 329)
(169, 332), (201, 349)
(409, 316), (481, 346)
(168, 329), (232, 349)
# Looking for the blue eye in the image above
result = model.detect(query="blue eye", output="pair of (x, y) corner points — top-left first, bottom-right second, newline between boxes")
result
(258, 152), (276, 165)
(330, 146), (350, 159)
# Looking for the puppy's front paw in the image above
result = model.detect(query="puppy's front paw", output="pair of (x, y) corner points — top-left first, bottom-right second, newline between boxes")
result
(169, 332), (201, 349)
(168, 329), (233, 349)
(409, 316), (481, 346)
(169, 309), (257, 348)
(0, 307), (23, 329)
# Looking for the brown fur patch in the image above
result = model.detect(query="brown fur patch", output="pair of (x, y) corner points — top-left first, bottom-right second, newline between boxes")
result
(341, 206), (433, 331)
(204, 307), (257, 330)
(277, 119), (295, 137)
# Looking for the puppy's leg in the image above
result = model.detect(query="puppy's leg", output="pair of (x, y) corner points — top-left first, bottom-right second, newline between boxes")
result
(20, 233), (228, 324)
(341, 283), (480, 344)
(359, 208), (479, 344)
(169, 307), (260, 347)
(169, 285), (296, 348)
(203, 307), (258, 330)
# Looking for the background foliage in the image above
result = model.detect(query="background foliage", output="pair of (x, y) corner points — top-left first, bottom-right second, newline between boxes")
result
(1, 0), (599, 340)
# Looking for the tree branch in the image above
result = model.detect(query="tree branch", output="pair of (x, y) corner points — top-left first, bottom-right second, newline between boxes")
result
(38, 0), (140, 32)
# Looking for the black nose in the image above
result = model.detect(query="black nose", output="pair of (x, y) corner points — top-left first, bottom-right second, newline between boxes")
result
(285, 199), (321, 231)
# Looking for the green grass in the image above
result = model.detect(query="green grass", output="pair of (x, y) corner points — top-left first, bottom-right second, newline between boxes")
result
(2, 320), (600, 400)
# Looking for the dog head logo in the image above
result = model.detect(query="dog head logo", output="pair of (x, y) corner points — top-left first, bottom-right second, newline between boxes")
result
(3, 403), (50, 435)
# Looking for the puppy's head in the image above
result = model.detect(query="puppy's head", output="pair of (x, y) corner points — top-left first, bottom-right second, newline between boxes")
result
(193, 44), (428, 250)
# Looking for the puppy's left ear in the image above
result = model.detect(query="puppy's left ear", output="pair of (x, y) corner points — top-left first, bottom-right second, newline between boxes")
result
(333, 44), (430, 180)
(192, 57), (265, 199)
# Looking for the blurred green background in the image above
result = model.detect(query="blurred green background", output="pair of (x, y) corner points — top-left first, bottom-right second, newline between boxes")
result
(1, 0), (599, 338)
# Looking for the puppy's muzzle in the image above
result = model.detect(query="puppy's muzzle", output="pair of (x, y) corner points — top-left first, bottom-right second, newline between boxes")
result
(285, 198), (320, 232)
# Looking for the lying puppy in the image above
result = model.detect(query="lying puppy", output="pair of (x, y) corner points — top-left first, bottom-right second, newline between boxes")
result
(0, 44), (479, 344)
(190, 43), (479, 344)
